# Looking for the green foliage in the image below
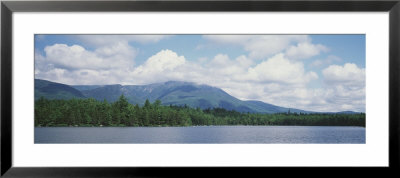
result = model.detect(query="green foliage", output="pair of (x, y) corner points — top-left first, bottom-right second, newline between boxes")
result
(35, 95), (366, 127)
(35, 79), (85, 100)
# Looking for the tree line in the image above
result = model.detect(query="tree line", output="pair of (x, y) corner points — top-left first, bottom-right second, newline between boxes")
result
(35, 95), (366, 127)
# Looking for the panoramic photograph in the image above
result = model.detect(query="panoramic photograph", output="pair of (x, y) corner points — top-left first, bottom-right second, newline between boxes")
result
(34, 34), (365, 144)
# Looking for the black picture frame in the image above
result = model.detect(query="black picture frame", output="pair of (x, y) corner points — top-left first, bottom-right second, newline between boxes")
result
(1, 0), (399, 177)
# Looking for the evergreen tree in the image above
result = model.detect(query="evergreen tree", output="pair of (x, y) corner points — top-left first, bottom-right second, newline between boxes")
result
(34, 95), (366, 127)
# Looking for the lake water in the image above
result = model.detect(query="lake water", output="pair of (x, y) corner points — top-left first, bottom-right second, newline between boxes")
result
(34, 126), (365, 144)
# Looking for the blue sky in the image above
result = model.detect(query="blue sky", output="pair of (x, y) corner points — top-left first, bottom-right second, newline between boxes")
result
(35, 34), (365, 112)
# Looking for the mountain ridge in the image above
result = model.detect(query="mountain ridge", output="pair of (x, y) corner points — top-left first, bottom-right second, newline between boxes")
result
(34, 79), (360, 114)
(35, 79), (85, 100)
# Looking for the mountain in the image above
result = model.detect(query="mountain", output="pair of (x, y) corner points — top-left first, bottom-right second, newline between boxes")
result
(35, 79), (85, 100)
(321, 111), (361, 115)
(71, 85), (105, 91)
(70, 80), (308, 113)
(243, 100), (308, 113)
(35, 79), (311, 113)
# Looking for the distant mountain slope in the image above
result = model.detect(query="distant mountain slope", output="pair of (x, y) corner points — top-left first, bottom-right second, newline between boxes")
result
(72, 85), (105, 91)
(79, 80), (309, 113)
(35, 79), (85, 100)
(35, 79), (323, 113)
(243, 100), (309, 114)
(320, 111), (361, 115)
(81, 84), (145, 104)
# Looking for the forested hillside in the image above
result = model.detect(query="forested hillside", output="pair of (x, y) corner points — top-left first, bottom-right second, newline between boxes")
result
(35, 95), (365, 127)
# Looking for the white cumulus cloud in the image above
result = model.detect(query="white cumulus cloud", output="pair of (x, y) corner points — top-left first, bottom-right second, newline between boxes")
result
(133, 49), (186, 77)
(35, 42), (137, 85)
(310, 55), (342, 68)
(318, 63), (366, 112)
(203, 35), (311, 59)
(238, 53), (318, 84)
(285, 42), (328, 60)
(42, 43), (136, 70)
(322, 63), (365, 87)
